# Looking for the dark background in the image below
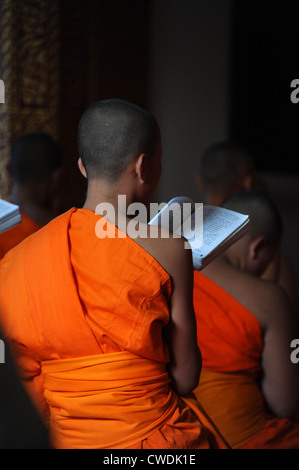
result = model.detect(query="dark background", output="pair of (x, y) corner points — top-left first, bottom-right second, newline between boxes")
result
(230, 1), (299, 173)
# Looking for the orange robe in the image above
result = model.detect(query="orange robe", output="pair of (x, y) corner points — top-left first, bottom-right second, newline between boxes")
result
(0, 208), (228, 449)
(0, 210), (41, 259)
(193, 271), (299, 449)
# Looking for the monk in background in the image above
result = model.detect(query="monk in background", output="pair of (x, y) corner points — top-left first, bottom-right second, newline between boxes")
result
(0, 131), (62, 259)
(193, 189), (299, 449)
(196, 142), (256, 207)
(196, 141), (298, 310)
(0, 99), (228, 449)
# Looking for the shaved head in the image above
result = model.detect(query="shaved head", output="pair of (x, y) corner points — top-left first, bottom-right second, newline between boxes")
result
(9, 132), (62, 184)
(77, 98), (160, 181)
(222, 189), (283, 247)
(199, 142), (255, 194)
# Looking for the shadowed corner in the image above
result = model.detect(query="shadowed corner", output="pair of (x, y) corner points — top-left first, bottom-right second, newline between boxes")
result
(0, 334), (50, 449)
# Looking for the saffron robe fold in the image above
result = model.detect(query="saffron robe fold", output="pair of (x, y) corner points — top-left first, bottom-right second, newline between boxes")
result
(193, 270), (299, 449)
(0, 210), (41, 259)
(0, 208), (228, 449)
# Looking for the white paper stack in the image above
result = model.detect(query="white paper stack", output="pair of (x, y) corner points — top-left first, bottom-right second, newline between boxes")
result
(0, 199), (22, 234)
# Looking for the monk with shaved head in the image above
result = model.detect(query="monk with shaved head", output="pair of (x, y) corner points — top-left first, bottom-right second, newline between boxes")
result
(196, 142), (256, 207)
(0, 99), (227, 449)
(196, 141), (298, 311)
(193, 189), (299, 449)
(0, 131), (62, 259)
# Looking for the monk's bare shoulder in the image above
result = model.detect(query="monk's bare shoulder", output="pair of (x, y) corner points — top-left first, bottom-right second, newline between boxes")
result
(202, 255), (294, 331)
(133, 225), (193, 279)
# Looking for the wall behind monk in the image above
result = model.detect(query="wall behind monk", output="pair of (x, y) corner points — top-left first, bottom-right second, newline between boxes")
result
(58, 0), (151, 211)
(147, 0), (299, 293)
(229, 1), (299, 293)
(148, 0), (232, 203)
(0, 0), (151, 211)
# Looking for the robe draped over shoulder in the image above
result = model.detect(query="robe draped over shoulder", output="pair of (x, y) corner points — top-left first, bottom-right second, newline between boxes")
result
(0, 209), (228, 449)
(193, 270), (299, 449)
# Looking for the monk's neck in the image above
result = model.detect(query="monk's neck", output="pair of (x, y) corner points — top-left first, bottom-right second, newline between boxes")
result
(82, 180), (137, 214)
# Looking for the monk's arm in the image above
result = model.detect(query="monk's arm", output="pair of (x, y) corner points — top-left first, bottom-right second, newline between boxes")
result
(163, 238), (202, 396)
(261, 285), (299, 417)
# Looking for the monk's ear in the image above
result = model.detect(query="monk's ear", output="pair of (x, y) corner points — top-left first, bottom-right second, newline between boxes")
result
(78, 158), (87, 178)
(248, 236), (266, 261)
(134, 153), (147, 183)
(195, 174), (204, 191)
(242, 173), (254, 190)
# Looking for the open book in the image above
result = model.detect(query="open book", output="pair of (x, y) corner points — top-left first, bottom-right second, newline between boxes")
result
(0, 199), (22, 234)
(149, 196), (250, 270)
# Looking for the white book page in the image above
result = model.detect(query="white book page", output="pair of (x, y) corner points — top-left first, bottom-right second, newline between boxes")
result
(0, 199), (21, 234)
(192, 205), (249, 259)
(149, 196), (195, 233)
(149, 199), (249, 269)
(0, 199), (19, 219)
(175, 206), (203, 247)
